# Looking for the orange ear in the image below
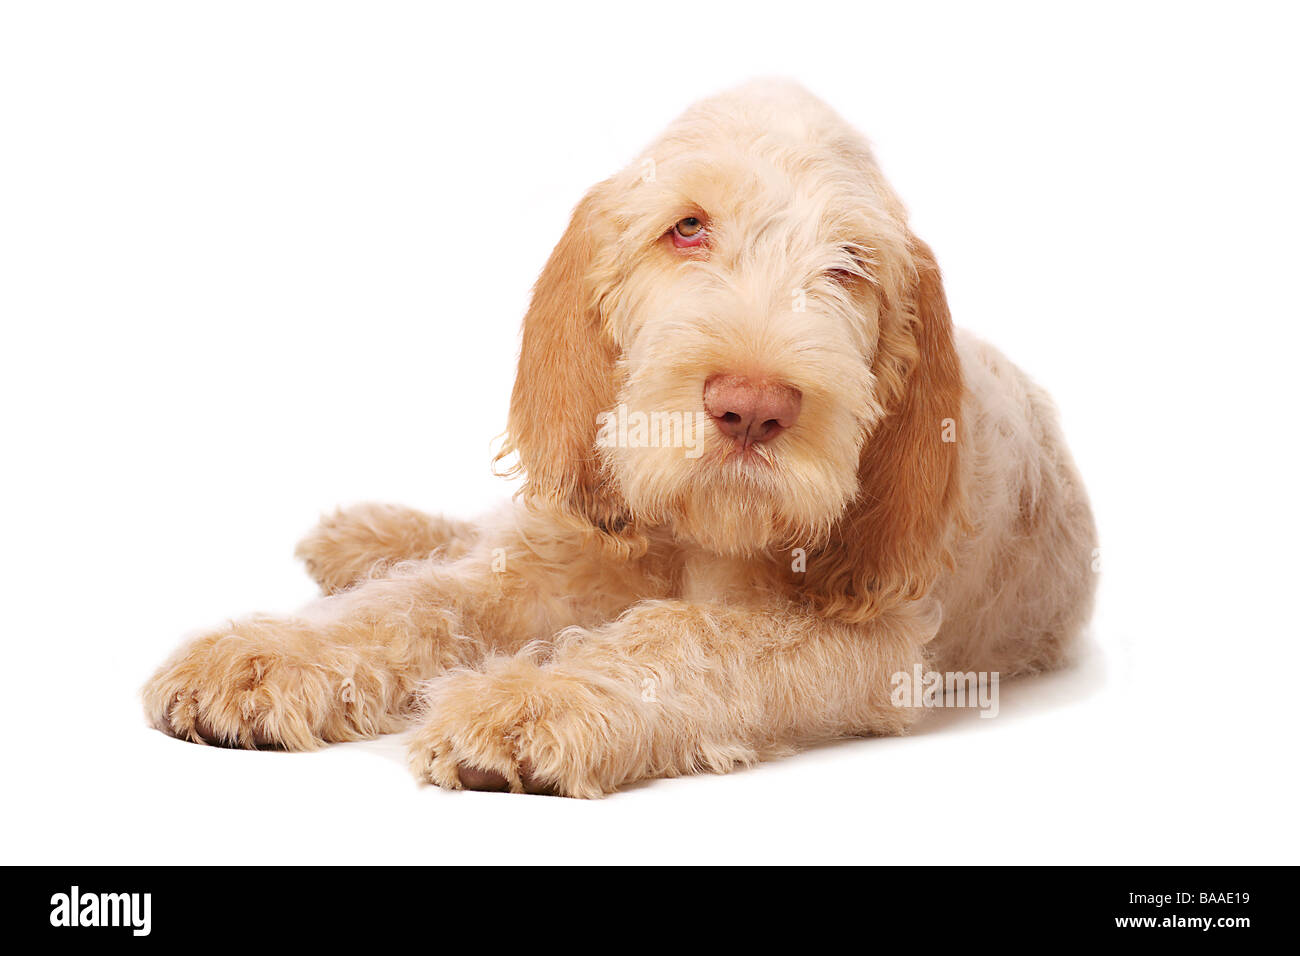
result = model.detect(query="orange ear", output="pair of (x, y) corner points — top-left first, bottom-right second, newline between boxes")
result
(498, 191), (626, 532)
(808, 235), (966, 622)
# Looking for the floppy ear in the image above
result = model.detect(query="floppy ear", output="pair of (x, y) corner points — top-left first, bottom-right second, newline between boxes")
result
(498, 191), (626, 532)
(808, 234), (966, 622)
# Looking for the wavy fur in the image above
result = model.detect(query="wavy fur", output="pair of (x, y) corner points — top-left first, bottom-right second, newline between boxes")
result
(143, 81), (1097, 796)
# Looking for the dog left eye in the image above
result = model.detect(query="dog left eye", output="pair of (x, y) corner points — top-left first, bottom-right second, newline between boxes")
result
(670, 216), (708, 248)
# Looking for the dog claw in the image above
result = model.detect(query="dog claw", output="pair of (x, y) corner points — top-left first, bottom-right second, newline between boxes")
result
(457, 765), (510, 791)
(518, 760), (559, 796)
(454, 760), (559, 795)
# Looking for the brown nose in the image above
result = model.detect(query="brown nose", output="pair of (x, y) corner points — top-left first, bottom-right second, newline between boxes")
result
(703, 374), (802, 446)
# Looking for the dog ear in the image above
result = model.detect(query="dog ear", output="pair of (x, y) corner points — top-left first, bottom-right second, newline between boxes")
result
(808, 234), (966, 622)
(498, 189), (627, 532)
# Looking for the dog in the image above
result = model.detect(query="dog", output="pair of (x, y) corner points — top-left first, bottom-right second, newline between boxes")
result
(144, 80), (1097, 797)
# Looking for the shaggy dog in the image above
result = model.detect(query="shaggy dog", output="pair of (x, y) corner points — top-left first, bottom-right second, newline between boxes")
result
(144, 81), (1097, 797)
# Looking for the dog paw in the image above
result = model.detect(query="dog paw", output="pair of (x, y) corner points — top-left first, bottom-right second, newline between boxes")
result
(408, 657), (640, 798)
(295, 504), (477, 595)
(295, 508), (396, 595)
(143, 617), (407, 749)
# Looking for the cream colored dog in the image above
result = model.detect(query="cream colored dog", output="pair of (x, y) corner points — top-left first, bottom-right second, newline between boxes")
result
(144, 81), (1097, 797)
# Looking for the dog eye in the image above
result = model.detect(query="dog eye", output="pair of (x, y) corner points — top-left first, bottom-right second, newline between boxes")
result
(670, 216), (708, 248)
(828, 248), (866, 284)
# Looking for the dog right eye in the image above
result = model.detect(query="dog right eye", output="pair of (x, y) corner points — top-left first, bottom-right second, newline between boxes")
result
(670, 216), (708, 249)
(828, 247), (867, 284)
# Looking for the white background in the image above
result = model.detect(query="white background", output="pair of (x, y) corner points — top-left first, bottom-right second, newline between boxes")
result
(2, 1), (1297, 865)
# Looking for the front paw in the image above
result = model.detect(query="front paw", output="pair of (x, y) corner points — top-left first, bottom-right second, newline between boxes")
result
(295, 507), (396, 595)
(408, 657), (641, 799)
(142, 618), (404, 749)
(295, 504), (476, 595)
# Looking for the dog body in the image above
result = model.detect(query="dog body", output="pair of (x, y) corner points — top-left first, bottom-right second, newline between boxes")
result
(145, 82), (1096, 797)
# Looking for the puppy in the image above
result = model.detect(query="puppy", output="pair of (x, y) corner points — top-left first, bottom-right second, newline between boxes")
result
(144, 80), (1097, 797)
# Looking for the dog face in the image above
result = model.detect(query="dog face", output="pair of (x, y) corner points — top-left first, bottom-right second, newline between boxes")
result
(504, 82), (963, 616)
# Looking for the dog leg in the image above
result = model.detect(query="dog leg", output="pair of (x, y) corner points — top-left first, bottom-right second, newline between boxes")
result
(296, 503), (479, 594)
(144, 552), (549, 749)
(409, 598), (940, 797)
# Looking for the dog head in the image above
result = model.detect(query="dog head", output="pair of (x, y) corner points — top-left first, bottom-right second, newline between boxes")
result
(501, 80), (963, 619)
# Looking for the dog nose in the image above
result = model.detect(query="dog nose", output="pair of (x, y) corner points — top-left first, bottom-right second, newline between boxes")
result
(703, 374), (802, 445)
